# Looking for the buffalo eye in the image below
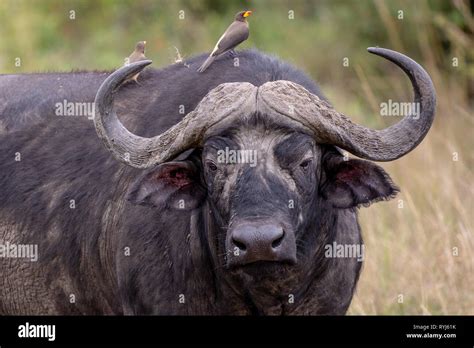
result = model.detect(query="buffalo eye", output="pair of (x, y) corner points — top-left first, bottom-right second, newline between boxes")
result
(299, 158), (312, 171)
(206, 161), (218, 172)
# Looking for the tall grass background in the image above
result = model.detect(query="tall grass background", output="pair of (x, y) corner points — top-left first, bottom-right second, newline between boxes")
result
(0, 0), (472, 314)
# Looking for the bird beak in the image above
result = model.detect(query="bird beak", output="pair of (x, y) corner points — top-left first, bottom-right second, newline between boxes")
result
(243, 11), (252, 18)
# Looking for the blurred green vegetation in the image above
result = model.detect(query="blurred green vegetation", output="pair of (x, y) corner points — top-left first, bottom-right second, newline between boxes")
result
(0, 0), (472, 314)
(0, 0), (472, 123)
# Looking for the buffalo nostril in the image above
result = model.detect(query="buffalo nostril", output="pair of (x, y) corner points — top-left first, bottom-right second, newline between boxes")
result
(228, 224), (295, 265)
(271, 231), (285, 248)
(232, 238), (247, 251)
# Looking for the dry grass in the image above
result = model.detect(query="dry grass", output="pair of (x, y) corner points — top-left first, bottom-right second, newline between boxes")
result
(346, 0), (474, 315)
(349, 104), (473, 315)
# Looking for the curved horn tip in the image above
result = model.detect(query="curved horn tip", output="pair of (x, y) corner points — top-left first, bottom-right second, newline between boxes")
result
(131, 59), (153, 67)
(96, 59), (153, 99)
(124, 59), (153, 73)
(367, 47), (389, 55)
(120, 59), (153, 77)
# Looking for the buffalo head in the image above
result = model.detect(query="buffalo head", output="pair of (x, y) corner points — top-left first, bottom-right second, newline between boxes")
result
(93, 48), (435, 275)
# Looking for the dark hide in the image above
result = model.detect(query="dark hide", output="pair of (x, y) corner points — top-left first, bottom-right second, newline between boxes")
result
(0, 50), (397, 315)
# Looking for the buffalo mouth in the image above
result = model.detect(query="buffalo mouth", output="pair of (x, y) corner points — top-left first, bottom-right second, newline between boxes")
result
(228, 259), (297, 276)
(231, 259), (297, 268)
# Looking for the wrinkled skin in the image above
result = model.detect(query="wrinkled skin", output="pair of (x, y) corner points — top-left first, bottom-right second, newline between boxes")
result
(123, 116), (397, 315)
(0, 50), (397, 315)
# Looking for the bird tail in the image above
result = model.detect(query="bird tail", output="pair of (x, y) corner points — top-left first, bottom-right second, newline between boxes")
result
(197, 55), (216, 73)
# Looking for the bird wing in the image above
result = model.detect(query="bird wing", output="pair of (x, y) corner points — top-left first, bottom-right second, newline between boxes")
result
(211, 21), (249, 56)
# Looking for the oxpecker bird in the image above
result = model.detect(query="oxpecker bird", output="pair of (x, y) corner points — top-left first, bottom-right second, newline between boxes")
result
(197, 10), (252, 73)
(125, 41), (147, 83)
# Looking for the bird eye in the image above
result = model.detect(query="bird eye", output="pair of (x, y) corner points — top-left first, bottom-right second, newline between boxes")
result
(300, 159), (312, 170)
(207, 161), (218, 172)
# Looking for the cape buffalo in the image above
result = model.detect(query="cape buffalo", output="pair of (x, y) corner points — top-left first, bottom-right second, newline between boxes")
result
(0, 48), (435, 315)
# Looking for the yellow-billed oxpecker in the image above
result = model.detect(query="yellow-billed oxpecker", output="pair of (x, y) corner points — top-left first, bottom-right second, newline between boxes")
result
(197, 10), (252, 73)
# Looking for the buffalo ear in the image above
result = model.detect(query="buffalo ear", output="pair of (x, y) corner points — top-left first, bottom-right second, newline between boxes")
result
(321, 154), (399, 209)
(127, 161), (206, 210)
